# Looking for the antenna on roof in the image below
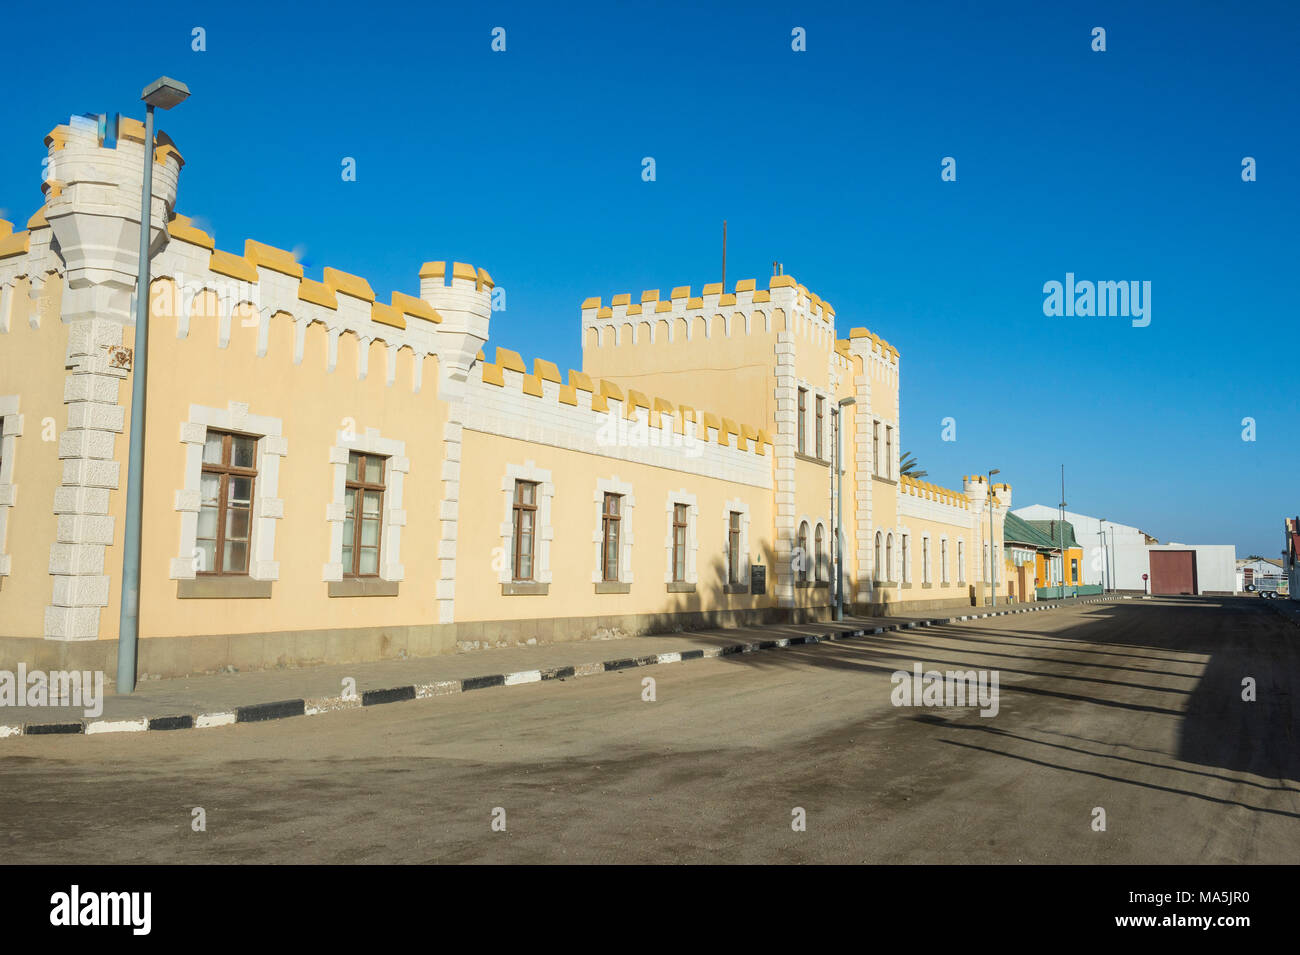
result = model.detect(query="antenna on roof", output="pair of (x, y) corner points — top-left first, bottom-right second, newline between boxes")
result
(721, 219), (727, 290)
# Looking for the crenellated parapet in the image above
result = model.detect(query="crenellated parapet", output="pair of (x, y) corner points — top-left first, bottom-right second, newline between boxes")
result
(464, 344), (774, 489)
(963, 476), (1012, 515)
(900, 474), (969, 510)
(580, 274), (852, 374)
(152, 221), (470, 392)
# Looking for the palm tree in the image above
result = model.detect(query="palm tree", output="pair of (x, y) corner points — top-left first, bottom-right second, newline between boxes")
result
(899, 451), (927, 479)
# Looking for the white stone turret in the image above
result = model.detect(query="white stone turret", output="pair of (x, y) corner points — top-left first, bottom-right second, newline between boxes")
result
(419, 260), (492, 400)
(40, 113), (184, 639)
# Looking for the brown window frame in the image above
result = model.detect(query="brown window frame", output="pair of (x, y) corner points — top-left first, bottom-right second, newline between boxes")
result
(797, 388), (807, 455)
(727, 511), (742, 583)
(672, 503), (688, 583)
(815, 395), (824, 459)
(512, 480), (538, 582)
(601, 493), (622, 582)
(343, 451), (386, 578)
(198, 429), (257, 577)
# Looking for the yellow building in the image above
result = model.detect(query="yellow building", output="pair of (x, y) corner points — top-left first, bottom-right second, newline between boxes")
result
(0, 113), (1014, 677)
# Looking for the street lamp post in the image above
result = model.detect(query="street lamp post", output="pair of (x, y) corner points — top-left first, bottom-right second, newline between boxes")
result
(1099, 519), (1109, 593)
(987, 468), (1000, 607)
(117, 77), (189, 695)
(833, 397), (856, 621)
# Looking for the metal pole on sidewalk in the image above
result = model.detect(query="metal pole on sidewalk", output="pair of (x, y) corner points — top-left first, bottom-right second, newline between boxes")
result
(117, 77), (189, 694)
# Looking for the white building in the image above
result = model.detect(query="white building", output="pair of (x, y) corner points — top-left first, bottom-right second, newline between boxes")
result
(1013, 505), (1236, 594)
(1236, 556), (1284, 591)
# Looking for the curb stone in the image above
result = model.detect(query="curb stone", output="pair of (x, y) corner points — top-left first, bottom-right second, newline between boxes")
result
(3, 596), (1121, 740)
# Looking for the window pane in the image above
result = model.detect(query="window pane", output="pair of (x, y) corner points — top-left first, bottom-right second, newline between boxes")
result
(199, 472), (220, 506)
(342, 544), (354, 573)
(348, 452), (363, 482)
(519, 510), (534, 542)
(225, 506), (250, 541)
(195, 539), (216, 574)
(224, 540), (248, 574)
(359, 547), (379, 576)
(342, 517), (355, 551)
(197, 504), (218, 539)
(606, 494), (620, 516)
(363, 490), (381, 517)
(360, 517), (380, 547)
(365, 456), (383, 485)
(229, 477), (252, 506)
(232, 436), (256, 469)
(202, 433), (223, 465)
(518, 552), (532, 579)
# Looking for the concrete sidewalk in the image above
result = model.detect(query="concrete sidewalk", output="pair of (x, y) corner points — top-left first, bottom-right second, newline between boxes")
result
(0, 597), (1118, 735)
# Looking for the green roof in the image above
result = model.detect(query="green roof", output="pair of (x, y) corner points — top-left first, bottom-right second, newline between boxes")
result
(1004, 512), (1055, 548)
(1026, 519), (1080, 549)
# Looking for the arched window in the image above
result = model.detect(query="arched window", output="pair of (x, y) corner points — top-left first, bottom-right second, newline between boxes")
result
(814, 524), (825, 582)
(902, 534), (910, 583)
(941, 538), (949, 583)
(874, 531), (883, 581)
(922, 537), (931, 583)
(797, 521), (810, 583)
(886, 533), (894, 583)
(958, 540), (966, 582)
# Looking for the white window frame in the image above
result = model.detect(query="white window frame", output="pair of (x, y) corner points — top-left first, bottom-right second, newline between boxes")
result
(0, 396), (22, 578)
(323, 428), (409, 582)
(664, 490), (698, 584)
(592, 476), (635, 584)
(724, 498), (752, 584)
(170, 402), (287, 581)
(814, 520), (829, 582)
(501, 461), (555, 585)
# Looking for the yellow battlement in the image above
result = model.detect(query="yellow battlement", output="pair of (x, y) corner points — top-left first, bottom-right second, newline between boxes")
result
(900, 474), (969, 509)
(848, 326), (900, 363)
(160, 214), (452, 344)
(474, 347), (774, 458)
(580, 273), (848, 363)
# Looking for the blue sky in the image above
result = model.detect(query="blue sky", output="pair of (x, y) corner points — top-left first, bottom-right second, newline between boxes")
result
(2, 0), (1295, 556)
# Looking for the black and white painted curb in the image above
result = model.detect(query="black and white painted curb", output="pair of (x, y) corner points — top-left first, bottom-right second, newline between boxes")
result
(1, 596), (1123, 740)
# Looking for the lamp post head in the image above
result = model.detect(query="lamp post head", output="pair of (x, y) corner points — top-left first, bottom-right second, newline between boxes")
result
(141, 76), (190, 110)
(838, 397), (856, 407)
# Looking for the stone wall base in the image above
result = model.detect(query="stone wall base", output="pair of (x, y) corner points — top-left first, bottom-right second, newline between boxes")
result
(0, 605), (835, 682)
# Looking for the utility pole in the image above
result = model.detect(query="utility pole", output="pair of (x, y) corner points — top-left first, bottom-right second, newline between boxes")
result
(1059, 464), (1070, 598)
